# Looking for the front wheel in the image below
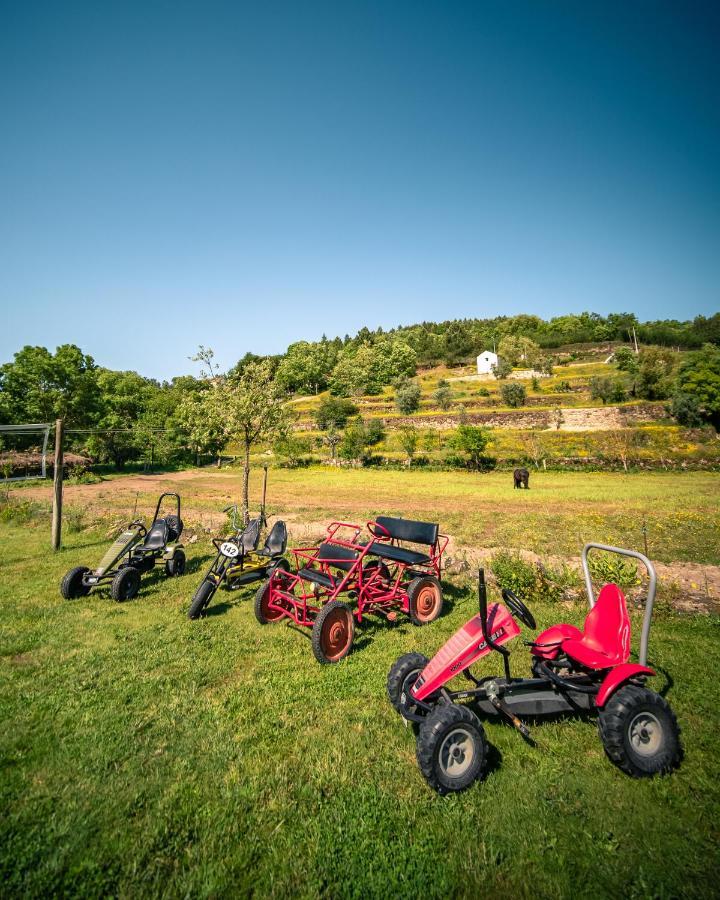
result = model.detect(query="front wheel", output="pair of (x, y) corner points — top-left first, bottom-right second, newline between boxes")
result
(111, 566), (141, 602)
(60, 566), (91, 600)
(254, 579), (285, 625)
(407, 576), (443, 625)
(598, 684), (681, 777)
(416, 704), (489, 795)
(188, 580), (216, 619)
(386, 652), (429, 717)
(311, 600), (354, 664)
(165, 549), (186, 577)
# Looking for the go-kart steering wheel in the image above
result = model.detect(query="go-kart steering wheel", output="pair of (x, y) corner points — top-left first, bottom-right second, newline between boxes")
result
(501, 588), (536, 630)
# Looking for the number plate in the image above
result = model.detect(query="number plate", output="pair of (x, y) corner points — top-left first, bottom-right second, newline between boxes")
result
(220, 541), (240, 558)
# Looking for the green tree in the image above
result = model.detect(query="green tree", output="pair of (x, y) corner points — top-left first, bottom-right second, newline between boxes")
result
(672, 344), (720, 429)
(589, 376), (614, 404)
(314, 396), (358, 430)
(338, 418), (370, 463)
(452, 425), (491, 469)
(394, 377), (421, 414)
(491, 357), (513, 380)
(635, 348), (675, 400)
(500, 382), (527, 408)
(275, 340), (336, 394)
(399, 425), (419, 465)
(614, 347), (639, 374)
(498, 335), (542, 367)
(433, 379), (454, 410)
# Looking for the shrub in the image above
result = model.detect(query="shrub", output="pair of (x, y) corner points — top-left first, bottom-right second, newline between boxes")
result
(588, 553), (640, 589)
(557, 380), (572, 392)
(433, 379), (454, 410)
(64, 505), (89, 533)
(394, 377), (421, 414)
(500, 382), (527, 408)
(489, 551), (568, 605)
(315, 396), (358, 430)
(0, 497), (49, 526)
(452, 425), (492, 469)
(477, 387), (491, 397)
(491, 358), (512, 379)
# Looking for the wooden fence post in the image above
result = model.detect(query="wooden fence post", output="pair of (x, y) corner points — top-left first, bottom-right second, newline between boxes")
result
(51, 418), (64, 551)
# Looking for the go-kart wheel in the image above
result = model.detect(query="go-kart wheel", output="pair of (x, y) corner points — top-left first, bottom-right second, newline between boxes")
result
(416, 704), (489, 795)
(165, 549), (186, 577)
(598, 684), (681, 777)
(270, 558), (291, 574)
(188, 580), (216, 619)
(60, 566), (91, 600)
(311, 600), (354, 664)
(110, 566), (141, 602)
(254, 579), (285, 625)
(408, 576), (443, 625)
(387, 652), (429, 716)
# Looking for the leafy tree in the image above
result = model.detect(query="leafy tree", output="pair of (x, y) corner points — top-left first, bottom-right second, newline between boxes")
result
(452, 425), (491, 469)
(275, 340), (336, 394)
(399, 425), (419, 465)
(635, 348), (675, 400)
(84, 369), (155, 468)
(500, 382), (527, 408)
(491, 357), (512, 380)
(672, 344), (720, 429)
(322, 428), (342, 461)
(176, 385), (226, 467)
(433, 379), (454, 410)
(589, 376), (614, 404)
(394, 377), (421, 414)
(365, 418), (385, 445)
(614, 347), (639, 374)
(498, 335), (542, 367)
(188, 345), (220, 379)
(338, 418), (370, 463)
(0, 344), (100, 426)
(314, 396), (358, 430)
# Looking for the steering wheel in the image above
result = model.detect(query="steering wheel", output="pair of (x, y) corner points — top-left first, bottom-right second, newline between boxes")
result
(501, 588), (536, 630)
(367, 520), (392, 540)
(130, 519), (147, 536)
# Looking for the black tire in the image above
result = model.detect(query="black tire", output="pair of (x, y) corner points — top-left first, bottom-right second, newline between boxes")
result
(188, 580), (216, 619)
(407, 576), (443, 625)
(386, 652), (430, 716)
(416, 704), (488, 795)
(165, 549), (186, 577)
(254, 578), (285, 625)
(269, 557), (291, 575)
(311, 600), (355, 664)
(598, 684), (681, 777)
(60, 566), (91, 600)
(110, 566), (141, 602)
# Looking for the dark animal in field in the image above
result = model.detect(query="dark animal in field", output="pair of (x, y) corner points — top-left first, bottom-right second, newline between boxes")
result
(513, 468), (530, 489)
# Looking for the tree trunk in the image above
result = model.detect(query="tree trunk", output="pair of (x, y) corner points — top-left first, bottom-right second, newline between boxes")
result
(242, 438), (251, 525)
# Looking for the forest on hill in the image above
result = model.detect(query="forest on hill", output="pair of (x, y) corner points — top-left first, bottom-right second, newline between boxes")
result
(1, 310), (719, 471)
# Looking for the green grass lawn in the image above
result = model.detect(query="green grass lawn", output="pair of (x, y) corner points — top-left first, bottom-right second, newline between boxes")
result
(1, 510), (719, 898)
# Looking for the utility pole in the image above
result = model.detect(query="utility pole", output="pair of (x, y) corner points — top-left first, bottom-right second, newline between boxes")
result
(632, 326), (639, 354)
(51, 418), (64, 550)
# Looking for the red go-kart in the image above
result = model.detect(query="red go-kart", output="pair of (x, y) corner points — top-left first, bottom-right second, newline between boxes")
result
(255, 517), (448, 664)
(388, 543), (681, 794)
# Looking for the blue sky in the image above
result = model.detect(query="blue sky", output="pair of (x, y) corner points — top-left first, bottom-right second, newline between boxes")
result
(1, 1), (718, 380)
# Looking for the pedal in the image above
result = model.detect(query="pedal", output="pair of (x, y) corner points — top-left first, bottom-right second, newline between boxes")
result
(488, 694), (532, 741)
(386, 611), (398, 622)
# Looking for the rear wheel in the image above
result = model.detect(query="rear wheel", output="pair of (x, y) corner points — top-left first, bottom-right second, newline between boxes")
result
(416, 704), (488, 795)
(311, 600), (354, 664)
(269, 558), (291, 575)
(188, 580), (216, 619)
(111, 566), (141, 602)
(386, 652), (429, 717)
(254, 579), (285, 625)
(165, 549), (186, 577)
(60, 566), (91, 600)
(598, 684), (681, 777)
(408, 576), (443, 625)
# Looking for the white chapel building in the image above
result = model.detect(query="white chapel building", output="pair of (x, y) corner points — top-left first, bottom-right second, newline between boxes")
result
(476, 350), (498, 375)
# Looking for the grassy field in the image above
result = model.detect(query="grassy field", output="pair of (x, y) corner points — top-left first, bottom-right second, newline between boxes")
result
(1, 468), (719, 897)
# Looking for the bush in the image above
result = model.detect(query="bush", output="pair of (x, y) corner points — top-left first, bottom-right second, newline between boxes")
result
(433, 379), (454, 410)
(477, 387), (491, 397)
(394, 377), (421, 414)
(491, 358), (512, 380)
(365, 418), (385, 445)
(489, 551), (569, 605)
(0, 497), (49, 526)
(67, 468), (102, 485)
(64, 506), (89, 532)
(452, 425), (492, 469)
(557, 380), (572, 392)
(500, 382), (527, 408)
(588, 553), (640, 589)
(315, 396), (358, 430)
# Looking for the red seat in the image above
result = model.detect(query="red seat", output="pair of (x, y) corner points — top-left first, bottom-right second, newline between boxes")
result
(562, 584), (631, 670)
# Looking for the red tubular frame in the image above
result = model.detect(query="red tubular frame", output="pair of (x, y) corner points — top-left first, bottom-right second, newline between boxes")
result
(265, 519), (449, 630)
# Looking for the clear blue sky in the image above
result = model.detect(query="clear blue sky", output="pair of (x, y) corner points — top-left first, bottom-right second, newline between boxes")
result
(1, 1), (718, 381)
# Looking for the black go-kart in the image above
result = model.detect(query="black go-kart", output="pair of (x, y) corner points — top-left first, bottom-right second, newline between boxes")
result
(188, 502), (288, 619)
(61, 493), (186, 602)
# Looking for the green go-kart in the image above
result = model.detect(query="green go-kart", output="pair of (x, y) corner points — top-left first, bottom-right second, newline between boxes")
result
(60, 493), (186, 602)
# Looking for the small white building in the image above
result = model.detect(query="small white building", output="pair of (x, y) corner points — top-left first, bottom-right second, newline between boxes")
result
(476, 350), (498, 375)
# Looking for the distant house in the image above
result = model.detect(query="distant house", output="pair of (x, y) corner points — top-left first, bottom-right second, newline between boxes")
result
(476, 350), (498, 375)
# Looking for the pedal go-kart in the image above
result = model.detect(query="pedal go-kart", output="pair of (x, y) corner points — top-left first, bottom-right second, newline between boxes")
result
(60, 493), (185, 602)
(255, 516), (448, 664)
(388, 543), (681, 795)
(188, 503), (288, 619)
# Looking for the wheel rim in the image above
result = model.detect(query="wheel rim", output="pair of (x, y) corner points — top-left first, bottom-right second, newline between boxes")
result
(321, 608), (352, 661)
(261, 586), (284, 622)
(628, 711), (663, 757)
(401, 670), (424, 716)
(438, 727), (475, 779)
(415, 584), (441, 622)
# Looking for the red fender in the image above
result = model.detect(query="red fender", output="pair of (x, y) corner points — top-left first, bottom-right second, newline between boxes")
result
(596, 663), (655, 708)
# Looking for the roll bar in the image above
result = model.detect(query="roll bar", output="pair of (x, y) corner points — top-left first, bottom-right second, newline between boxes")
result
(581, 543), (656, 666)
